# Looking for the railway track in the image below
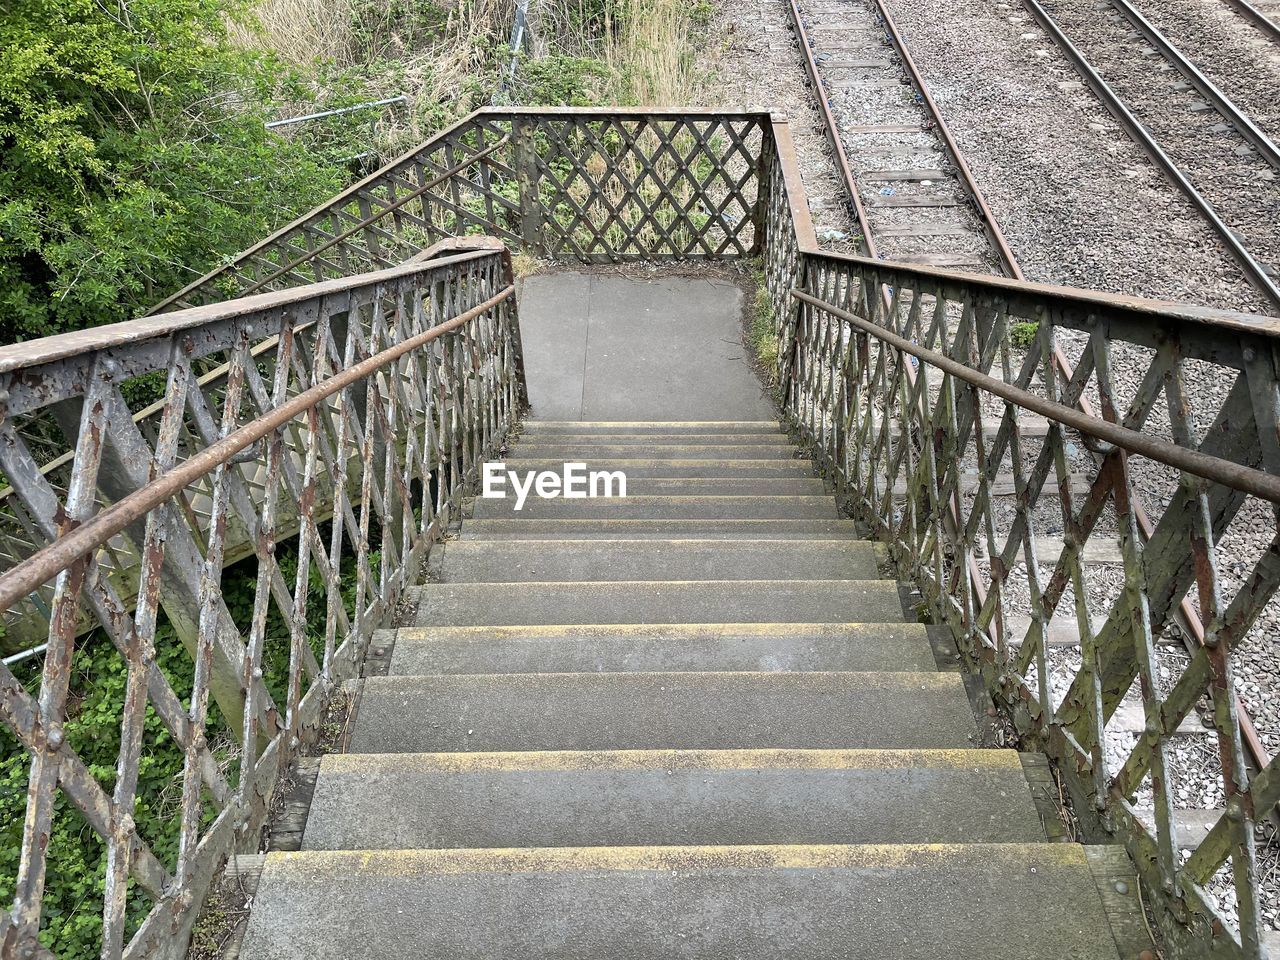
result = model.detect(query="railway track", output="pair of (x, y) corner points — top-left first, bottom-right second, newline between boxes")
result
(1021, 0), (1280, 312)
(786, 0), (1021, 277)
(785, 0), (1273, 808)
(1220, 0), (1280, 43)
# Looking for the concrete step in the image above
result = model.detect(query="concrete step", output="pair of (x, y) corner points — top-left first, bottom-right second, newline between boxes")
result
(470, 495), (837, 521)
(480, 476), (827, 496)
(241, 843), (1125, 959)
(347, 671), (976, 753)
(512, 433), (793, 446)
(460, 519), (864, 539)
(507, 444), (799, 460)
(409, 580), (906, 627)
(498, 458), (816, 478)
(521, 420), (785, 435)
(302, 748), (1046, 850)
(437, 539), (878, 582)
(385, 622), (940, 675)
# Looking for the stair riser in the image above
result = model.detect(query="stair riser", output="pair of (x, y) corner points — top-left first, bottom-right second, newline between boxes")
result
(498, 460), (816, 478)
(388, 624), (938, 675)
(348, 672), (976, 753)
(478, 478), (828, 496)
(303, 754), (1046, 849)
(512, 434), (793, 445)
(508, 445), (799, 459)
(470, 496), (837, 521)
(437, 540), (878, 583)
(521, 422), (784, 435)
(460, 520), (863, 540)
(410, 580), (906, 627)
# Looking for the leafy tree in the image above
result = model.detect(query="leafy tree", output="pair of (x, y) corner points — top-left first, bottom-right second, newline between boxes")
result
(0, 0), (346, 340)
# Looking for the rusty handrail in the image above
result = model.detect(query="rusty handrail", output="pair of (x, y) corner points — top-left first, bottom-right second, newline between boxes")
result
(0, 284), (514, 614)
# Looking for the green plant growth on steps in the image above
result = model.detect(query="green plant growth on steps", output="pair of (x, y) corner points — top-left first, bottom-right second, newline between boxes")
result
(751, 279), (779, 385)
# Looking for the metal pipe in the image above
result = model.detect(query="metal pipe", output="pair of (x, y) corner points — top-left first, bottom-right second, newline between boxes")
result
(0, 283), (515, 615)
(265, 96), (407, 129)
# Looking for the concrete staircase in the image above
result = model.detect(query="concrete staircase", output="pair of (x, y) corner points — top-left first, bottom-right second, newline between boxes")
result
(240, 420), (1134, 959)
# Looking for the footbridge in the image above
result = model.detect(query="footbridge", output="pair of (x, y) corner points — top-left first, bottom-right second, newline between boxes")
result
(0, 109), (1277, 960)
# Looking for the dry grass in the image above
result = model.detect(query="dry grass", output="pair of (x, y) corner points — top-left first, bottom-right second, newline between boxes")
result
(228, 0), (514, 153)
(539, 0), (710, 105)
(226, 0), (358, 67)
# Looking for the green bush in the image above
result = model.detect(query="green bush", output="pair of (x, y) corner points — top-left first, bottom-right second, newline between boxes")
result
(0, 0), (348, 342)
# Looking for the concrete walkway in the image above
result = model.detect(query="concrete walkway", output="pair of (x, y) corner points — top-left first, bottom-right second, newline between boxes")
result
(517, 270), (775, 420)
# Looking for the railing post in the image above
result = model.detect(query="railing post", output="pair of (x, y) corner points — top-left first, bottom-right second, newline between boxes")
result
(513, 116), (544, 256)
(751, 114), (775, 259)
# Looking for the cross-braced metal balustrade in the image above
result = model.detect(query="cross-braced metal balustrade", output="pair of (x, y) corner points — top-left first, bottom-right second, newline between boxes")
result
(0, 242), (523, 959)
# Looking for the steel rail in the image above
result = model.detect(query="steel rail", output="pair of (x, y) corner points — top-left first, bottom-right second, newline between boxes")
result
(0, 283), (515, 616)
(789, 0), (1275, 766)
(785, 0), (1270, 773)
(1218, 0), (1280, 44)
(1021, 0), (1280, 312)
(865, 0), (1025, 280)
(785, 0), (877, 255)
(1103, 0), (1280, 172)
(1016, 0), (1279, 773)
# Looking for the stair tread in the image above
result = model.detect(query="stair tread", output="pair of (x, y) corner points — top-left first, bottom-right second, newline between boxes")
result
(385, 622), (939, 675)
(241, 843), (1124, 960)
(437, 539), (878, 582)
(471, 495), (838, 521)
(461, 519), (864, 539)
(348, 671), (976, 753)
(477, 477), (827, 495)
(409, 579), (907, 627)
(301, 748), (1047, 850)
(522, 420), (785, 431)
(496, 459), (817, 477)
(512, 433), (793, 445)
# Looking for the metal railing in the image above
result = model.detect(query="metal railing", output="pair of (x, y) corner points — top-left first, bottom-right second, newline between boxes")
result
(0, 110), (771, 655)
(760, 120), (1280, 958)
(0, 243), (523, 959)
(2, 107), (1279, 959)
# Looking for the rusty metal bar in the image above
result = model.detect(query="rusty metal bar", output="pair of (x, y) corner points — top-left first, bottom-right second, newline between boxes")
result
(792, 287), (1280, 502)
(0, 285), (513, 616)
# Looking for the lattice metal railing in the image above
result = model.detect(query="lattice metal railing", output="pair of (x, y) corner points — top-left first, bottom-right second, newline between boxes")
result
(0, 244), (523, 959)
(771, 236), (1280, 956)
(755, 109), (1280, 957)
(0, 110), (771, 656)
(152, 108), (768, 314)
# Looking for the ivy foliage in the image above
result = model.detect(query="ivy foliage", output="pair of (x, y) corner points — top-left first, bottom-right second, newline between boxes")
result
(0, 0), (347, 342)
(0, 537), (364, 957)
